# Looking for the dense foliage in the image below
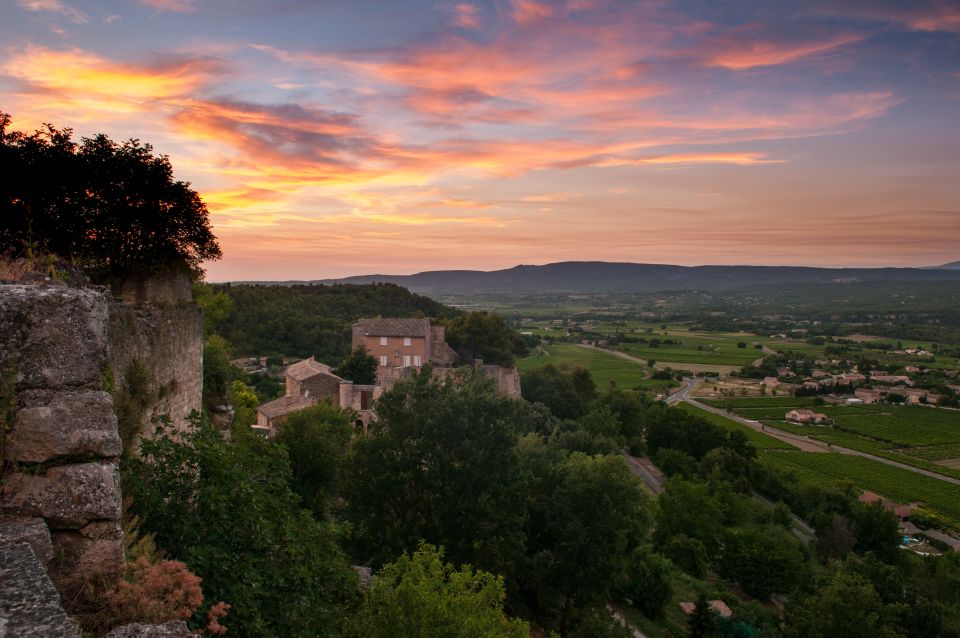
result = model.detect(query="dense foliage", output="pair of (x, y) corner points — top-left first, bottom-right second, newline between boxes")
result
(0, 113), (220, 275)
(126, 415), (356, 637)
(214, 283), (458, 360)
(346, 544), (529, 638)
(444, 310), (529, 365)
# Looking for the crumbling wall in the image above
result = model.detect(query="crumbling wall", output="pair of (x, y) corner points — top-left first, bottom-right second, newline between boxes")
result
(108, 268), (203, 451)
(0, 285), (124, 598)
(0, 277), (203, 607)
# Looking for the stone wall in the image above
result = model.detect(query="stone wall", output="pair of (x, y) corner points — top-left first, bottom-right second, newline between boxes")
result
(0, 285), (124, 599)
(0, 276), (203, 609)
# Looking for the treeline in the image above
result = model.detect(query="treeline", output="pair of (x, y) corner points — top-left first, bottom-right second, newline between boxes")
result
(213, 282), (459, 360)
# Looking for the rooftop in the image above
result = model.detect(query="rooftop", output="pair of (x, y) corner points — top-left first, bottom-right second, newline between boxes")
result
(354, 317), (431, 338)
(257, 394), (317, 419)
(285, 357), (333, 382)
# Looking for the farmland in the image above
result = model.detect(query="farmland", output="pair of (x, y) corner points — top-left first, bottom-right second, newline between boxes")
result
(759, 451), (960, 529)
(705, 398), (960, 480)
(517, 343), (676, 392)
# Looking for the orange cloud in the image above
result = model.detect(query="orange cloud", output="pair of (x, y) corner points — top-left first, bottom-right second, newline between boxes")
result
(2, 45), (221, 115)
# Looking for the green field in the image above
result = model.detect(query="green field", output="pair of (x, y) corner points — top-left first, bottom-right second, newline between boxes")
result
(676, 403), (795, 450)
(517, 344), (676, 392)
(760, 451), (960, 529)
(709, 400), (960, 480)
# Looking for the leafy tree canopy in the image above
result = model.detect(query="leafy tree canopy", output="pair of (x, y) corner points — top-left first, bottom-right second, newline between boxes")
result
(0, 112), (220, 276)
(345, 543), (529, 638)
(444, 311), (528, 366)
(334, 346), (378, 384)
(126, 414), (356, 637)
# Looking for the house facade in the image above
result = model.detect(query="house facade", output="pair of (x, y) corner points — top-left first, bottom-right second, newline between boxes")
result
(352, 318), (457, 370)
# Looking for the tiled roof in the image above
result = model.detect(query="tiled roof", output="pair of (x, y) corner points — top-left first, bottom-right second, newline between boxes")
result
(256, 395), (316, 419)
(354, 317), (430, 338)
(285, 357), (332, 381)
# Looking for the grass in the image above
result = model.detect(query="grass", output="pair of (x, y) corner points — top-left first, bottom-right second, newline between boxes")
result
(675, 403), (795, 451)
(517, 344), (677, 392)
(759, 451), (960, 530)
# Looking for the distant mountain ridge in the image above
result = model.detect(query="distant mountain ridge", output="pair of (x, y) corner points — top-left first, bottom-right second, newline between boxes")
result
(931, 261), (960, 270)
(234, 261), (960, 295)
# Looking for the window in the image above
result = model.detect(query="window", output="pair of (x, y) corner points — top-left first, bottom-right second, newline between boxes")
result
(379, 355), (388, 366)
(403, 337), (412, 346)
(379, 336), (388, 346)
(403, 355), (412, 367)
(414, 355), (422, 366)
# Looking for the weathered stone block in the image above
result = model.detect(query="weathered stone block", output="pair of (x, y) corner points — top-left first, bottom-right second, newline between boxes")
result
(1, 462), (121, 529)
(0, 285), (108, 390)
(0, 515), (54, 565)
(49, 521), (124, 596)
(0, 542), (79, 637)
(6, 391), (121, 462)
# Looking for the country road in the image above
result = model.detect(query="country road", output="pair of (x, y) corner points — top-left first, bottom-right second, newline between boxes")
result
(685, 397), (960, 487)
(574, 343), (740, 374)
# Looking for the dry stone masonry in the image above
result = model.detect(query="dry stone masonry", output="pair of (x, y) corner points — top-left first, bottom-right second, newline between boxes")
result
(0, 275), (203, 630)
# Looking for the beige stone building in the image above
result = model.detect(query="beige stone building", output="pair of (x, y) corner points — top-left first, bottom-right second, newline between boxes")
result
(256, 317), (520, 435)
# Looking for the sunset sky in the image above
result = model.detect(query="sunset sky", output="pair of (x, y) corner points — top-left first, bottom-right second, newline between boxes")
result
(2, 0), (959, 280)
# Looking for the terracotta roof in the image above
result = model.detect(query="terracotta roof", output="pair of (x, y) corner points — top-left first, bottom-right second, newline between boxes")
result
(256, 395), (316, 419)
(354, 317), (431, 338)
(285, 357), (333, 381)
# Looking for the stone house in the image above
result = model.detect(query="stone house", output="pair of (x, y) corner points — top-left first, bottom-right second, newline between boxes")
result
(786, 409), (828, 424)
(256, 317), (520, 435)
(855, 388), (884, 404)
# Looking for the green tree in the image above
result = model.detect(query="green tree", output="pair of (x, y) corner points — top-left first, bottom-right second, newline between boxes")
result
(344, 368), (527, 578)
(193, 281), (234, 337)
(334, 346), (378, 384)
(654, 479), (726, 557)
(227, 379), (259, 429)
(444, 311), (528, 366)
(784, 561), (903, 638)
(126, 414), (356, 637)
(274, 402), (355, 518)
(618, 547), (674, 619)
(521, 364), (591, 420)
(689, 593), (718, 638)
(0, 113), (220, 275)
(853, 501), (901, 563)
(717, 526), (804, 598)
(525, 453), (653, 633)
(662, 535), (709, 578)
(345, 544), (528, 638)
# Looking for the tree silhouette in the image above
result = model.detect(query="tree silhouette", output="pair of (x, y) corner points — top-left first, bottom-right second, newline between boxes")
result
(0, 111), (220, 277)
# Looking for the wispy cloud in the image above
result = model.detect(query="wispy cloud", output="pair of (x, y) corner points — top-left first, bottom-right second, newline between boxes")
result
(139, 0), (197, 13)
(16, 0), (89, 23)
(438, 2), (482, 29)
(702, 30), (863, 69)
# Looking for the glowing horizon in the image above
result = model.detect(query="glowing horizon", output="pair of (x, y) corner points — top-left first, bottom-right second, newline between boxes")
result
(2, 0), (958, 280)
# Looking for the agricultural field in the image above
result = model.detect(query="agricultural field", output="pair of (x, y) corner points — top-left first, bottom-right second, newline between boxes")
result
(708, 398), (960, 480)
(517, 344), (677, 392)
(676, 403), (795, 451)
(759, 451), (960, 530)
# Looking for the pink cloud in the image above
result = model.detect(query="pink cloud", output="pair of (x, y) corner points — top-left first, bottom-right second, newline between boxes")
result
(702, 30), (864, 69)
(510, 0), (554, 25)
(16, 0), (89, 23)
(438, 2), (482, 29)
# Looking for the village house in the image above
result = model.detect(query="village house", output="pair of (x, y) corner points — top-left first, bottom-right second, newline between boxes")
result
(762, 376), (780, 388)
(352, 317), (457, 374)
(871, 373), (913, 386)
(786, 409), (828, 424)
(256, 317), (520, 435)
(855, 387), (884, 404)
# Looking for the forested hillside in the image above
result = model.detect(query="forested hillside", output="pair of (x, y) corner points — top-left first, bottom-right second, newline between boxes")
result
(214, 283), (459, 360)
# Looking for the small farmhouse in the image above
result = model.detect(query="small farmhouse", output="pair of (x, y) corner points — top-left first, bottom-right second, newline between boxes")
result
(785, 409), (828, 424)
